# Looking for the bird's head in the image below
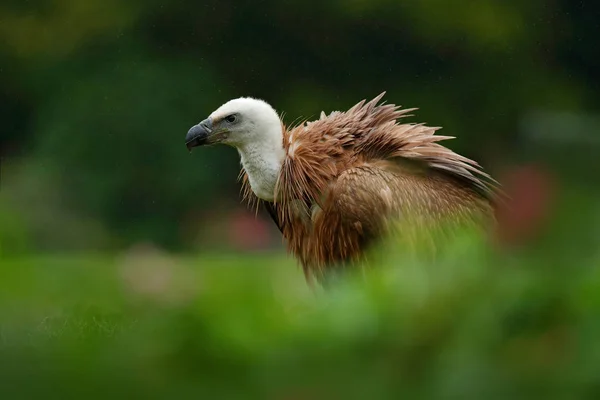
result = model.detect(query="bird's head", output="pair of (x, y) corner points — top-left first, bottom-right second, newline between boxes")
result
(185, 97), (283, 152)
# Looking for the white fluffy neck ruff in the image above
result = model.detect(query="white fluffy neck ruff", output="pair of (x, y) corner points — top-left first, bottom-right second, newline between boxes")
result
(238, 137), (284, 202)
(229, 99), (285, 202)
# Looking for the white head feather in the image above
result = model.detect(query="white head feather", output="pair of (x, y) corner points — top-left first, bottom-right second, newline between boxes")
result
(208, 97), (285, 201)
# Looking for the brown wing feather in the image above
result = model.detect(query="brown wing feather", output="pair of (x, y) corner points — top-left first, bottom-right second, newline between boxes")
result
(277, 92), (502, 209)
(304, 160), (494, 282)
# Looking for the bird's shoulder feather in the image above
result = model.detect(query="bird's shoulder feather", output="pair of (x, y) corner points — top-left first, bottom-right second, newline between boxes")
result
(278, 92), (502, 207)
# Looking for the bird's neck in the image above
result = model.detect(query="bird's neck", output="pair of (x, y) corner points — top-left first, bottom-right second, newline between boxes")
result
(238, 132), (285, 202)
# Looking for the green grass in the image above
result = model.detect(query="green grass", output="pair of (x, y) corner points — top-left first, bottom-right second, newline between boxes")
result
(1, 223), (600, 399)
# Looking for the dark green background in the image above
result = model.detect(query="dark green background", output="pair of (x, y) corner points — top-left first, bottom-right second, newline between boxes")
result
(2, 0), (598, 251)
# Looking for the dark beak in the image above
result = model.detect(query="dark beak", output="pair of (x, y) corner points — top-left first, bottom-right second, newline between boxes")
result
(186, 118), (213, 152)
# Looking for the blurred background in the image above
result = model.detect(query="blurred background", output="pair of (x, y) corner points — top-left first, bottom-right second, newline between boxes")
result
(1, 0), (598, 254)
(1, 1), (600, 398)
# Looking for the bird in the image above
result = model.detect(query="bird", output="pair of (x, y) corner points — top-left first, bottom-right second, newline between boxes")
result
(185, 92), (502, 286)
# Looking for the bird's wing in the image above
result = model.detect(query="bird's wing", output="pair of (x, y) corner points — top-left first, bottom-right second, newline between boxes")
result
(298, 162), (408, 278)
(316, 160), (495, 246)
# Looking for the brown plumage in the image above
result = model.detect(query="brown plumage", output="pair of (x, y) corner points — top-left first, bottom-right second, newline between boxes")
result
(186, 92), (502, 285)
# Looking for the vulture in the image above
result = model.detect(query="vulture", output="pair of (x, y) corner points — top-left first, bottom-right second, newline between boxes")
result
(185, 93), (502, 285)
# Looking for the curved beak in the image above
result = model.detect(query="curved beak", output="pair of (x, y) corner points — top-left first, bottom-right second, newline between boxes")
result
(186, 118), (213, 152)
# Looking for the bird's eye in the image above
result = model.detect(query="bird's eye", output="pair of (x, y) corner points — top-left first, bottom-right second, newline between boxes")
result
(225, 114), (237, 123)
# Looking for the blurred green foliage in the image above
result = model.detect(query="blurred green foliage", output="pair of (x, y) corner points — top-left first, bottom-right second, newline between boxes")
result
(1, 210), (600, 399)
(1, 0), (598, 250)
